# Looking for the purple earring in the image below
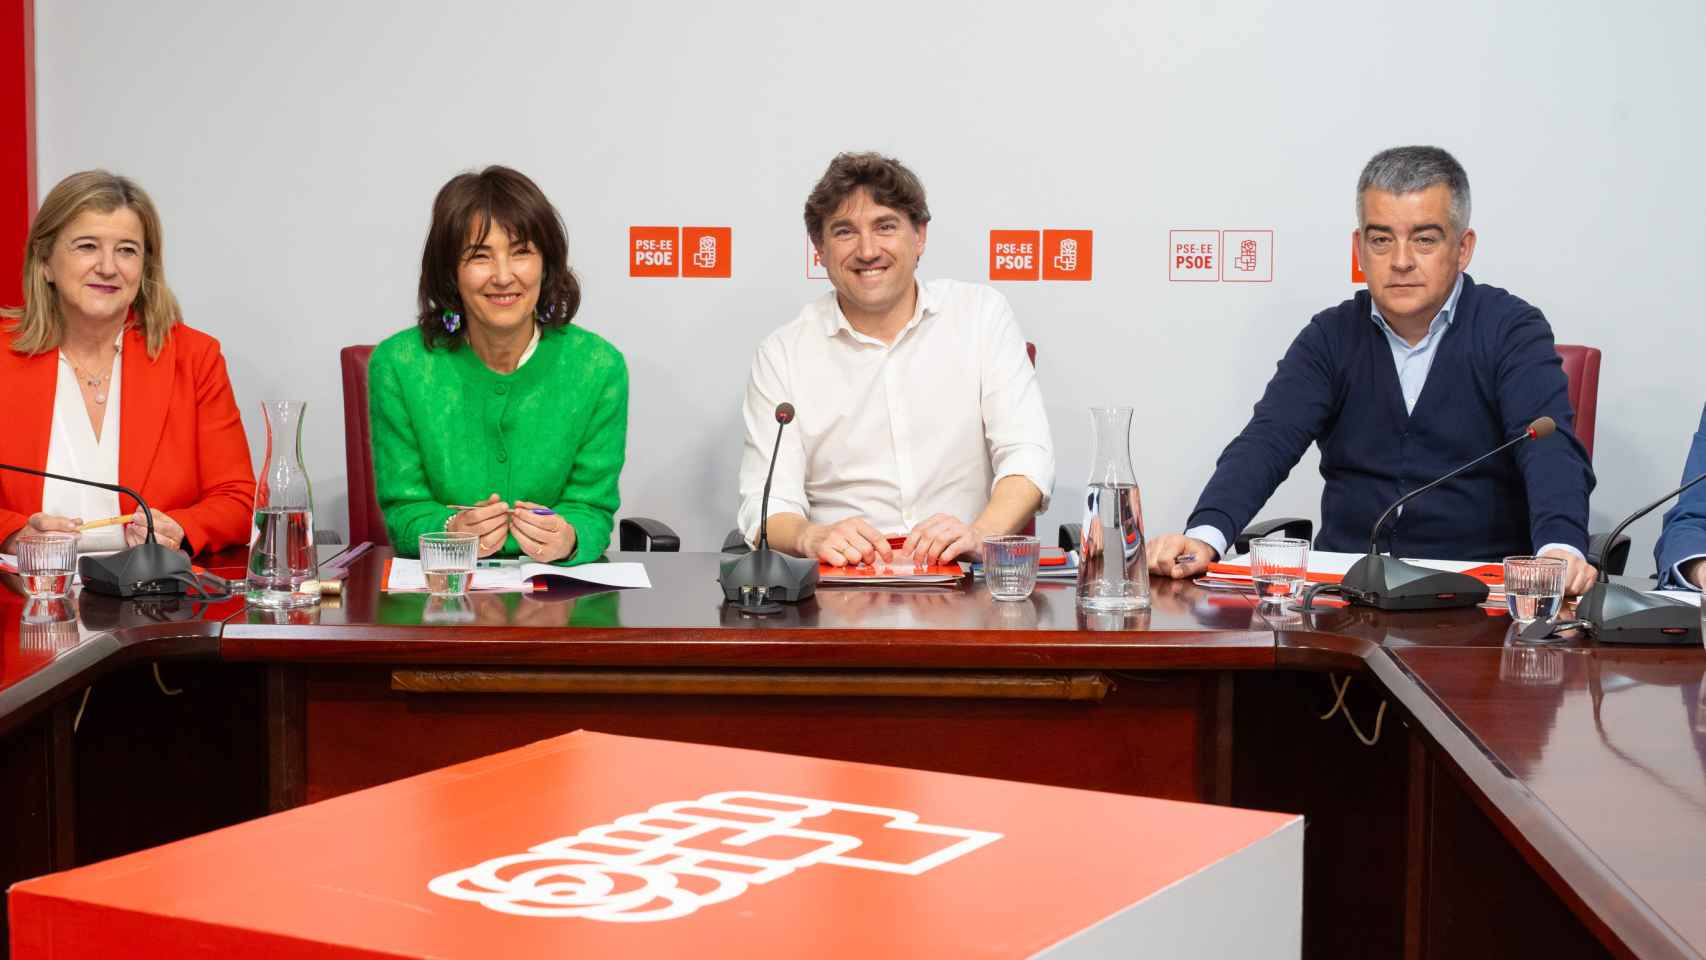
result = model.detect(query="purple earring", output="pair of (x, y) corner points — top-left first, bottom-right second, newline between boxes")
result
(441, 309), (462, 334)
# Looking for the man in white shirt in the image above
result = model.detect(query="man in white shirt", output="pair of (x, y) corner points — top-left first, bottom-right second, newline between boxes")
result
(737, 152), (1054, 567)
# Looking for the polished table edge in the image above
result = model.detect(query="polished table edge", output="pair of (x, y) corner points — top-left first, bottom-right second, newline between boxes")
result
(0, 621), (223, 740)
(6, 575), (1696, 959)
(214, 625), (1280, 670)
(1279, 626), (1699, 960)
(1371, 647), (1697, 960)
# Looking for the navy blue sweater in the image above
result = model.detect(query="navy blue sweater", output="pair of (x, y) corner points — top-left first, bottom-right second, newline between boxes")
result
(1187, 275), (1595, 561)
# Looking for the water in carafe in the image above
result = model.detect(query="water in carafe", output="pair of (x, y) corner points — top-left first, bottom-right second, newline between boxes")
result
(247, 400), (319, 608)
(1077, 407), (1150, 611)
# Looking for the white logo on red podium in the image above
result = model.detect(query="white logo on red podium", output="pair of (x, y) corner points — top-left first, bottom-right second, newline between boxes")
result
(428, 791), (1002, 922)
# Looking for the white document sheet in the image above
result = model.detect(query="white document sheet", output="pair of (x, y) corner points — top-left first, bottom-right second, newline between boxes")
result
(386, 557), (651, 592)
(1648, 589), (1703, 608)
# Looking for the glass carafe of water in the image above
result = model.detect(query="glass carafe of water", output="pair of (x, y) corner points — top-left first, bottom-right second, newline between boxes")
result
(1076, 405), (1150, 611)
(247, 400), (319, 608)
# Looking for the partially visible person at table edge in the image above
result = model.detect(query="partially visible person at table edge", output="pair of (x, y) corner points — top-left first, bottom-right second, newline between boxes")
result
(1654, 402), (1706, 591)
(368, 165), (627, 565)
(0, 170), (254, 557)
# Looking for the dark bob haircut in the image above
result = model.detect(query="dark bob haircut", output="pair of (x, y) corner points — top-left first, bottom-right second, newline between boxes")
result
(803, 152), (931, 246)
(416, 165), (581, 348)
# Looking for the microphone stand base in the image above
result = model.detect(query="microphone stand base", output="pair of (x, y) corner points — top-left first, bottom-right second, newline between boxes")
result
(78, 543), (191, 598)
(1579, 581), (1701, 645)
(718, 549), (819, 605)
(1340, 554), (1489, 611)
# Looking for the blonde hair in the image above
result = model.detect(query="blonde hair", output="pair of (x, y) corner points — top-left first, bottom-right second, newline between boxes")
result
(1, 170), (180, 357)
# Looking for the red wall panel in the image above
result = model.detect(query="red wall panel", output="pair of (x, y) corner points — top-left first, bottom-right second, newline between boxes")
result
(1, 0), (34, 308)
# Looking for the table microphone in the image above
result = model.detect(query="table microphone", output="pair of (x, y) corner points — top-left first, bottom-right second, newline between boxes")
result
(0, 462), (191, 597)
(1336, 416), (1557, 611)
(718, 402), (819, 614)
(1577, 470), (1706, 646)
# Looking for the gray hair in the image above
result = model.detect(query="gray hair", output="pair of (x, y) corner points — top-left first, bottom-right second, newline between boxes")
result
(1356, 146), (1471, 234)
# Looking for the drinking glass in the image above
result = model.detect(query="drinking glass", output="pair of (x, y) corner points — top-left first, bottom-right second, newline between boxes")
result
(419, 532), (478, 597)
(17, 532), (77, 600)
(983, 535), (1041, 601)
(1504, 556), (1566, 631)
(1250, 536), (1308, 609)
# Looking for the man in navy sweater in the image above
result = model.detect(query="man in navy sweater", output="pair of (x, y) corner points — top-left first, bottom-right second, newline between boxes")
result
(1148, 146), (1598, 596)
(1654, 403), (1706, 591)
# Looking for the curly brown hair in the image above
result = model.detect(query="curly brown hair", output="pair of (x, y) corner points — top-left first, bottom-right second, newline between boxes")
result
(416, 166), (581, 349)
(803, 152), (931, 246)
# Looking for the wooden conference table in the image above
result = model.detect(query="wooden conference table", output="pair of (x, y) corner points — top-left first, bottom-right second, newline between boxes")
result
(3, 548), (1704, 959)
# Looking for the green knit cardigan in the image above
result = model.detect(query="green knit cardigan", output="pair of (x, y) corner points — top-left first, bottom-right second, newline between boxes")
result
(368, 323), (628, 564)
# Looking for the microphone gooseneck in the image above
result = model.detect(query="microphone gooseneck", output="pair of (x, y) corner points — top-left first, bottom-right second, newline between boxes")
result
(0, 461), (189, 597)
(1365, 416), (1557, 554)
(1595, 470), (1706, 585)
(719, 401), (819, 611)
(756, 403), (796, 553)
(0, 462), (159, 542)
(1578, 468), (1706, 645)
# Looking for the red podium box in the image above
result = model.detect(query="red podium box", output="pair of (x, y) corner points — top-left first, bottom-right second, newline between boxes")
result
(10, 732), (1301, 958)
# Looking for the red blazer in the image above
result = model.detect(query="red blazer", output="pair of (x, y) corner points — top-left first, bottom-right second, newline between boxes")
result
(0, 323), (255, 556)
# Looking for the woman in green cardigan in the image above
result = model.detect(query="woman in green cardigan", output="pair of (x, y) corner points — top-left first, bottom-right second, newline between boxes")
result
(369, 166), (627, 565)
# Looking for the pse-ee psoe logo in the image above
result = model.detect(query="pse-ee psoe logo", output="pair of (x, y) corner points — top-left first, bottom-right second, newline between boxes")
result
(630, 227), (732, 278)
(1168, 229), (1274, 283)
(988, 230), (1093, 282)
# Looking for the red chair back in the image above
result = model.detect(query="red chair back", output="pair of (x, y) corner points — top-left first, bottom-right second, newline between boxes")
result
(1555, 344), (1600, 461)
(340, 345), (389, 546)
(1022, 342), (1037, 538)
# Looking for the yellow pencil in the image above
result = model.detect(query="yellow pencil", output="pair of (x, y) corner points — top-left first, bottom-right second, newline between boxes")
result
(76, 514), (130, 532)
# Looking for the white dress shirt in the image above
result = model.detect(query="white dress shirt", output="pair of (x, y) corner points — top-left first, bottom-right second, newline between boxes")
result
(43, 340), (125, 553)
(738, 278), (1055, 547)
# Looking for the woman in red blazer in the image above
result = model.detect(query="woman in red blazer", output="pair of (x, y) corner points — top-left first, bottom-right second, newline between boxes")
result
(0, 171), (253, 557)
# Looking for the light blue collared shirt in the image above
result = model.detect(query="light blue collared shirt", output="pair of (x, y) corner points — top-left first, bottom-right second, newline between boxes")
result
(1370, 273), (1463, 414)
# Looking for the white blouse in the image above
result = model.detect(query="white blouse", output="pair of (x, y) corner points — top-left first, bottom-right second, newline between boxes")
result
(42, 339), (125, 553)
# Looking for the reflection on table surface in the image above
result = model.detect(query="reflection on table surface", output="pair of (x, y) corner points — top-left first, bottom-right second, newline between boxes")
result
(0, 585), (238, 694)
(1396, 641), (1706, 950)
(304, 549), (1267, 634)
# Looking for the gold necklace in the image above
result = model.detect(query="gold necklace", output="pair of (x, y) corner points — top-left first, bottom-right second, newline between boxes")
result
(63, 351), (115, 405)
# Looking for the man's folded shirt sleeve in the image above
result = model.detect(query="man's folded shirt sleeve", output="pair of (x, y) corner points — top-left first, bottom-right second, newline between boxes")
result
(1654, 402), (1706, 590)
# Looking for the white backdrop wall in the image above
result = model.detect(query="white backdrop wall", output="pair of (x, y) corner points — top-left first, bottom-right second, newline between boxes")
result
(32, 1), (1706, 565)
